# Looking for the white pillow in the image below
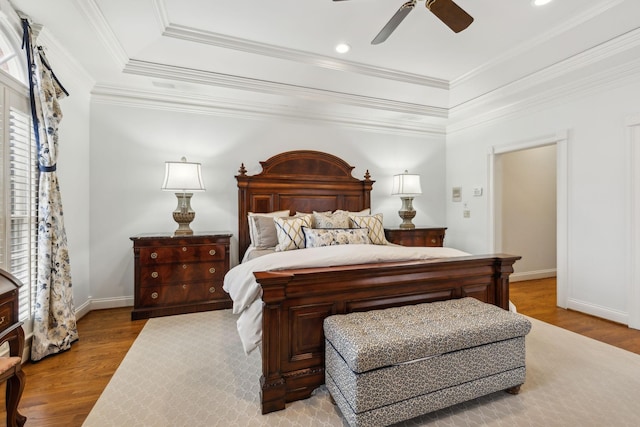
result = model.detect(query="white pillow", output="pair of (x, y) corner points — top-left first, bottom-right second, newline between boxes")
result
(313, 210), (350, 229)
(303, 227), (371, 248)
(347, 208), (371, 216)
(349, 213), (387, 245)
(274, 215), (312, 251)
(248, 210), (290, 248)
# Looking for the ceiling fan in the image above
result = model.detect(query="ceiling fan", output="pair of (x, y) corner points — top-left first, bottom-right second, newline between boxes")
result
(334, 0), (474, 45)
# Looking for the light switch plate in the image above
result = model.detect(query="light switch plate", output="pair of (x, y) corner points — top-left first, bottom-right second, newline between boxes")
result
(452, 187), (462, 202)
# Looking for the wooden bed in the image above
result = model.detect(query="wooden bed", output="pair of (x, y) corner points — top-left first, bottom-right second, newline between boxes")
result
(235, 150), (520, 414)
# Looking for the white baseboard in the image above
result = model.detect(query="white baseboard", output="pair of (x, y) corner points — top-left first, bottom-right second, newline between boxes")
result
(510, 269), (557, 282)
(567, 298), (629, 326)
(75, 299), (92, 320)
(75, 296), (134, 320)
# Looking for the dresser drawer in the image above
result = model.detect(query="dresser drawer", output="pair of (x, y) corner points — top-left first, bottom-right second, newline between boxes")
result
(139, 244), (225, 264)
(384, 227), (446, 247)
(0, 294), (16, 334)
(137, 281), (228, 308)
(131, 232), (232, 319)
(419, 230), (444, 247)
(139, 261), (226, 286)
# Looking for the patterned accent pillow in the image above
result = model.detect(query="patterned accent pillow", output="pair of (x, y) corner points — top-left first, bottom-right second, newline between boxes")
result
(313, 210), (350, 229)
(248, 210), (290, 248)
(349, 213), (387, 245)
(295, 211), (325, 228)
(274, 215), (312, 251)
(303, 227), (371, 248)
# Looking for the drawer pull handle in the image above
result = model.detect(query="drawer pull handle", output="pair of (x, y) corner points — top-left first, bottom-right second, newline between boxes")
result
(151, 272), (158, 278)
(182, 284), (187, 290)
(150, 252), (158, 259)
(0, 316), (5, 325)
(151, 292), (158, 299)
(209, 267), (216, 274)
(209, 249), (216, 256)
(182, 247), (187, 252)
(209, 287), (215, 294)
(431, 239), (437, 243)
(182, 264), (188, 269)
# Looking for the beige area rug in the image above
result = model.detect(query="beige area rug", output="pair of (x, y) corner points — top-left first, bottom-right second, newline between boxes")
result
(82, 309), (640, 427)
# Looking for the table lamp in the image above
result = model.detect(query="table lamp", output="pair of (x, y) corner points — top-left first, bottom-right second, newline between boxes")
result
(391, 170), (422, 229)
(161, 157), (205, 235)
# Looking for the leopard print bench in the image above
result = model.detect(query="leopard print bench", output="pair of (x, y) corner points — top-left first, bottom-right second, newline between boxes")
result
(323, 297), (532, 427)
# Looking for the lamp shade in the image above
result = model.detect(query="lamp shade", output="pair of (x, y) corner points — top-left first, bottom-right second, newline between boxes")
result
(161, 157), (205, 192)
(391, 170), (422, 196)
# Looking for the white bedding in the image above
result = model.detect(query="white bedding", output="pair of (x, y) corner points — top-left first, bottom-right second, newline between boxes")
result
(223, 244), (470, 354)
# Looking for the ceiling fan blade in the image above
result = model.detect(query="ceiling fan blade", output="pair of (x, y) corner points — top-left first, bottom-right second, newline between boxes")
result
(426, 0), (473, 33)
(371, 1), (416, 45)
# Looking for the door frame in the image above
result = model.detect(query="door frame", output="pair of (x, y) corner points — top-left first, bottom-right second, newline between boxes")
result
(626, 115), (640, 329)
(487, 130), (569, 308)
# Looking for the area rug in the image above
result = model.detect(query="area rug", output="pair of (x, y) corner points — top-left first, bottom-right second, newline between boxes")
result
(82, 309), (640, 426)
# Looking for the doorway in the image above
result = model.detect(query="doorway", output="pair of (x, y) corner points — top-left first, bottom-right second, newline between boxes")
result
(488, 131), (569, 308)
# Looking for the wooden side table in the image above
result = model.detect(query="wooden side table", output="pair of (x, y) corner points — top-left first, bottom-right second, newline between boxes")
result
(384, 227), (447, 247)
(130, 232), (232, 320)
(0, 269), (27, 427)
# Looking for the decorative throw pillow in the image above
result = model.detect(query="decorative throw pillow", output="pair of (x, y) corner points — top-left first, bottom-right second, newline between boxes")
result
(274, 215), (312, 251)
(295, 211), (324, 228)
(349, 213), (387, 245)
(248, 210), (290, 248)
(303, 227), (371, 248)
(313, 210), (350, 229)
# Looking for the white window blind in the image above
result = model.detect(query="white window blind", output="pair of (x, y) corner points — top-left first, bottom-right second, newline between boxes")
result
(9, 107), (37, 321)
(0, 5), (35, 330)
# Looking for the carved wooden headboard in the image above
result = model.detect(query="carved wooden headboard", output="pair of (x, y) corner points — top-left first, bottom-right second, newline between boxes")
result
(236, 150), (375, 260)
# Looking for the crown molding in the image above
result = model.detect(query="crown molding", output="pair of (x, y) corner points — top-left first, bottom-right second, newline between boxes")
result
(451, 0), (625, 89)
(448, 54), (640, 134)
(452, 25), (640, 116)
(91, 83), (446, 137)
(123, 59), (448, 119)
(71, 0), (128, 69)
(449, 25), (640, 131)
(160, 22), (448, 90)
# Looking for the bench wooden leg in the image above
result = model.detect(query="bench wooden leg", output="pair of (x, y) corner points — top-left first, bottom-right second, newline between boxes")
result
(505, 384), (522, 395)
(329, 394), (336, 405)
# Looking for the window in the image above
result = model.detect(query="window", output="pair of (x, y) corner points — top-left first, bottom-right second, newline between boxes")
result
(0, 10), (36, 332)
(8, 107), (37, 321)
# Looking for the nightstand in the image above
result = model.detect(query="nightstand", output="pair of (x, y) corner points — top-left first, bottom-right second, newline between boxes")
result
(384, 227), (447, 247)
(130, 232), (232, 320)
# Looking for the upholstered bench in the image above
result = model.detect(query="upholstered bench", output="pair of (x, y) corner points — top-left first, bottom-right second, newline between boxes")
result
(323, 297), (532, 427)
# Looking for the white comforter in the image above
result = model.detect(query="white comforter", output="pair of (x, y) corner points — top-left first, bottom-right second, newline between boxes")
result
(223, 244), (470, 354)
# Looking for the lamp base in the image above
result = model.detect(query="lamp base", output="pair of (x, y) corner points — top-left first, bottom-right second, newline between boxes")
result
(172, 193), (196, 235)
(398, 196), (416, 229)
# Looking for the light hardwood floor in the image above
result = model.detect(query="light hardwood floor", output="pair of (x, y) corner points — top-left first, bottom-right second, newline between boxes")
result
(1, 277), (639, 426)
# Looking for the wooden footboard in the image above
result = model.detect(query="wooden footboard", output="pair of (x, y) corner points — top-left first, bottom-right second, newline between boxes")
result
(254, 254), (520, 414)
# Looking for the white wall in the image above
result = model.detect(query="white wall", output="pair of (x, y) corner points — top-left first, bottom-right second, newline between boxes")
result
(446, 78), (640, 325)
(88, 102), (447, 306)
(500, 145), (557, 279)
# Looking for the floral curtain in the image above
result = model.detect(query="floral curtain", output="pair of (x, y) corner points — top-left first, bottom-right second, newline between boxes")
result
(22, 19), (79, 361)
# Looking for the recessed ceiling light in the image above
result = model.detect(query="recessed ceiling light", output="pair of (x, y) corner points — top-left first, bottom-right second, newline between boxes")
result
(532, 0), (553, 6)
(335, 43), (350, 54)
